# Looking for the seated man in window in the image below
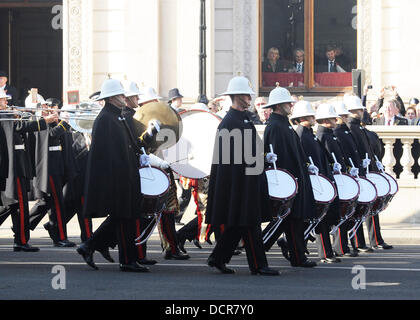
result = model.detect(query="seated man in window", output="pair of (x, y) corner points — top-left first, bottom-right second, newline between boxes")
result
(291, 49), (305, 74)
(262, 47), (292, 73)
(316, 45), (346, 73)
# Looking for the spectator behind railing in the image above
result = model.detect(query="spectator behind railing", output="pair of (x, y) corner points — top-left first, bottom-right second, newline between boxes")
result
(406, 107), (418, 125)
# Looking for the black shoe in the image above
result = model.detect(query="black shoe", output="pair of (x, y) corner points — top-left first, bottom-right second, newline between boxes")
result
(206, 238), (213, 245)
(54, 239), (76, 248)
(164, 250), (190, 260)
(77, 243), (98, 270)
(292, 260), (317, 268)
(358, 246), (374, 253)
(207, 257), (235, 274)
(277, 238), (290, 261)
(178, 238), (187, 254)
(193, 239), (202, 249)
(137, 258), (158, 265)
(13, 243), (40, 252)
(97, 248), (114, 263)
(374, 243), (393, 250)
(344, 250), (359, 257)
(43, 223), (58, 243)
(120, 262), (150, 273)
(320, 257), (341, 264)
(251, 267), (279, 276)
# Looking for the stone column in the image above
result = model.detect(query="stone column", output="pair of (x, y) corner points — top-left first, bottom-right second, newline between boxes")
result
(400, 138), (415, 179)
(382, 138), (396, 176)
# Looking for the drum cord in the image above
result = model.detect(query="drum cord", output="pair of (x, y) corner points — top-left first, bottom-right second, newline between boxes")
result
(135, 212), (162, 245)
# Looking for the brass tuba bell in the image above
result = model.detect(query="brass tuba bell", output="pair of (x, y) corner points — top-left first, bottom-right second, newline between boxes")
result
(132, 101), (182, 153)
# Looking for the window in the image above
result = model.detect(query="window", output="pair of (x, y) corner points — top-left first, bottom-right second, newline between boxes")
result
(260, 0), (357, 94)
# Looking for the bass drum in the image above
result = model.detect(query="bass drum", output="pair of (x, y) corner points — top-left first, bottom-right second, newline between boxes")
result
(162, 110), (221, 179)
(333, 173), (360, 221)
(139, 166), (170, 217)
(366, 172), (391, 215)
(308, 173), (337, 223)
(265, 168), (298, 219)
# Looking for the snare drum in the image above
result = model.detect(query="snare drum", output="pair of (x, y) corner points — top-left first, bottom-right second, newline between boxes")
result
(309, 174), (337, 222)
(139, 166), (170, 216)
(265, 168), (298, 219)
(365, 172), (391, 215)
(352, 177), (377, 221)
(380, 172), (399, 211)
(333, 173), (360, 221)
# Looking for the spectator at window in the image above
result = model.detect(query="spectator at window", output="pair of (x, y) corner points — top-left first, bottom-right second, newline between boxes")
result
(291, 49), (305, 74)
(262, 47), (292, 73)
(316, 45), (346, 73)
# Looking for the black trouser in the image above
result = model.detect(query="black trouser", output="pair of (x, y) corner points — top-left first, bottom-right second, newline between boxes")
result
(175, 184), (192, 222)
(63, 183), (92, 242)
(332, 221), (352, 255)
(29, 175), (68, 242)
(262, 216), (308, 266)
(350, 221), (367, 249)
(209, 225), (268, 272)
(87, 216), (138, 265)
(0, 177), (31, 245)
(365, 214), (385, 247)
(160, 211), (180, 254)
(134, 215), (156, 260)
(314, 220), (334, 259)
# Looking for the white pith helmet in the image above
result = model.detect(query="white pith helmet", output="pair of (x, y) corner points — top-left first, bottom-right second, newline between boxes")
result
(344, 95), (365, 111)
(138, 86), (162, 105)
(315, 103), (340, 121)
(290, 100), (316, 120)
(122, 80), (142, 98)
(263, 84), (294, 109)
(96, 78), (126, 101)
(333, 100), (350, 116)
(221, 76), (255, 96)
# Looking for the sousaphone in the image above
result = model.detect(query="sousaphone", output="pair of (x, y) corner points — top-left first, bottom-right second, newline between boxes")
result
(133, 102), (182, 153)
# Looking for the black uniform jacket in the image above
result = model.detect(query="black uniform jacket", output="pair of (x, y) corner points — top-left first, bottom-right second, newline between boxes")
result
(348, 117), (379, 172)
(333, 123), (365, 176)
(1, 117), (47, 200)
(296, 124), (339, 225)
(0, 115), (9, 191)
(263, 113), (316, 220)
(205, 108), (272, 227)
(316, 126), (347, 171)
(83, 102), (142, 219)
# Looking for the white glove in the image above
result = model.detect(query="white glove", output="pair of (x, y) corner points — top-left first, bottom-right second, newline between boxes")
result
(147, 119), (161, 137)
(333, 163), (342, 174)
(349, 167), (359, 177)
(376, 161), (384, 172)
(140, 154), (150, 167)
(308, 164), (319, 175)
(265, 152), (278, 163)
(149, 154), (170, 170)
(362, 158), (371, 169)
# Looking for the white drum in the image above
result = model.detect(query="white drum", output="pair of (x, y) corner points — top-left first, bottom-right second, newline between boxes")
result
(139, 166), (170, 216)
(356, 177), (377, 204)
(333, 173), (360, 220)
(381, 172), (398, 196)
(266, 169), (298, 201)
(310, 174), (336, 204)
(366, 173), (391, 198)
(163, 110), (221, 179)
(333, 173), (360, 201)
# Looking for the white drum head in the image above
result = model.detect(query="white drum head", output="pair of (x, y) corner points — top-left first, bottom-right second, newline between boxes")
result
(366, 173), (390, 197)
(310, 174), (336, 203)
(357, 177), (377, 203)
(163, 110), (221, 179)
(139, 167), (170, 196)
(333, 174), (360, 201)
(381, 172), (398, 195)
(265, 169), (297, 200)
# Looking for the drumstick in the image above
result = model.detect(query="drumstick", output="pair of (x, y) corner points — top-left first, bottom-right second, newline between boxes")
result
(349, 158), (360, 179)
(365, 153), (370, 175)
(309, 156), (323, 193)
(142, 147), (155, 180)
(331, 152), (343, 177)
(269, 144), (279, 184)
(170, 154), (194, 165)
(374, 155), (384, 173)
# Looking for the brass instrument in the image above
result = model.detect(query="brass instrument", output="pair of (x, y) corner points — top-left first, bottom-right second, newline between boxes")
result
(132, 102), (182, 153)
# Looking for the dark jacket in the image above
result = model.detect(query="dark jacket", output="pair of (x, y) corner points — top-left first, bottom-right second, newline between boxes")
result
(205, 108), (271, 227)
(333, 123), (365, 176)
(83, 103), (142, 219)
(372, 116), (408, 126)
(4, 84), (18, 106)
(263, 113), (316, 220)
(262, 60), (292, 73)
(316, 126), (347, 172)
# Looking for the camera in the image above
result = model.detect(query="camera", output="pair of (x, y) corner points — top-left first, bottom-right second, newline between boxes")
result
(367, 85), (373, 89)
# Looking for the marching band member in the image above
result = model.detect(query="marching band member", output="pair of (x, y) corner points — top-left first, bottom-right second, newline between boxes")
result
(344, 95), (388, 252)
(293, 101), (341, 263)
(261, 87), (317, 268)
(0, 90), (56, 251)
(77, 78), (151, 272)
(28, 98), (77, 247)
(316, 102), (359, 258)
(206, 76), (279, 275)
